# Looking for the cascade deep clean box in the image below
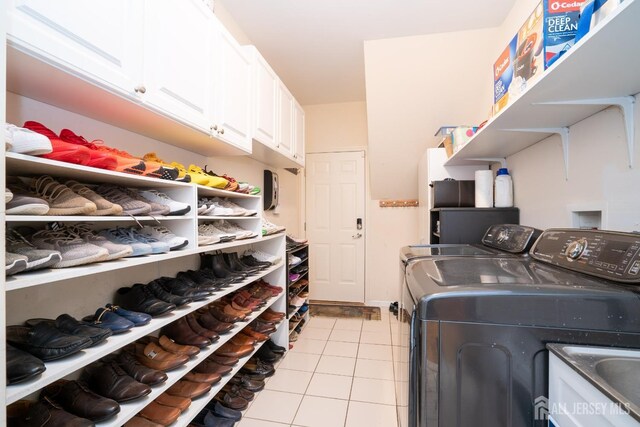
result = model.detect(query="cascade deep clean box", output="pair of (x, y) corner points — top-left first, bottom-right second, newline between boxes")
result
(493, 0), (585, 115)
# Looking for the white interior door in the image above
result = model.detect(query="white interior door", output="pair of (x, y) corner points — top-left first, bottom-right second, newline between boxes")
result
(306, 151), (365, 303)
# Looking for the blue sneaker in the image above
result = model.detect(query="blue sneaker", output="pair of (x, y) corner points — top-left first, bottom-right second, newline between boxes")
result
(128, 228), (170, 254)
(105, 304), (152, 326)
(99, 227), (152, 257)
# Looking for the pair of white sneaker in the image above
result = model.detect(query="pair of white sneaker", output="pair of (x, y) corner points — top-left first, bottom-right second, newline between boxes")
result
(5, 123), (53, 155)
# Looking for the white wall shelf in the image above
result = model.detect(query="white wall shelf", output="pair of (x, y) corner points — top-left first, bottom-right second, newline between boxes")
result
(196, 185), (260, 200)
(444, 0), (640, 168)
(6, 263), (284, 405)
(98, 292), (285, 427)
(6, 216), (192, 222)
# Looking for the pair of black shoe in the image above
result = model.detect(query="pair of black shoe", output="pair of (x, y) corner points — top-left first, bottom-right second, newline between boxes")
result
(7, 314), (111, 364)
(115, 284), (177, 317)
(241, 253), (273, 270)
(192, 401), (242, 427)
(201, 253), (263, 282)
(256, 340), (285, 363)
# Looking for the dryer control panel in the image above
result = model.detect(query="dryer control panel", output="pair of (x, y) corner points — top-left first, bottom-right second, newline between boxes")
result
(530, 229), (640, 283)
(482, 224), (542, 253)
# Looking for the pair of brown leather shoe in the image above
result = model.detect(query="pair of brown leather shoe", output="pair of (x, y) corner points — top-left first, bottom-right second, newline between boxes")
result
(211, 301), (248, 320)
(8, 400), (94, 427)
(140, 335), (200, 357)
(259, 309), (285, 323)
(197, 310), (235, 334)
(133, 342), (189, 371)
(216, 341), (254, 358)
(242, 326), (270, 342)
(134, 392), (192, 425)
(161, 316), (215, 348)
(166, 379), (211, 399)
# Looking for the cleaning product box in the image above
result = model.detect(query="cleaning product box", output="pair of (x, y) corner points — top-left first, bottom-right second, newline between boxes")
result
(493, 0), (585, 115)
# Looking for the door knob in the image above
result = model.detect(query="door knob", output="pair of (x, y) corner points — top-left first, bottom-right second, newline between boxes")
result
(352, 233), (363, 239)
(134, 85), (146, 94)
(219, 128), (225, 135)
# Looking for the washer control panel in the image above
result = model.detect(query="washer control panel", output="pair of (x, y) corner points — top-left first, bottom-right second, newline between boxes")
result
(482, 224), (542, 253)
(530, 229), (640, 283)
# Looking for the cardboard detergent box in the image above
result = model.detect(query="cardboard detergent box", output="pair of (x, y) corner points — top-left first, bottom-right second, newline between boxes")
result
(493, 0), (585, 115)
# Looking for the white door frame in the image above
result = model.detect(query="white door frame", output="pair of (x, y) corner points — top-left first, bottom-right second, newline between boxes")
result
(305, 149), (367, 303)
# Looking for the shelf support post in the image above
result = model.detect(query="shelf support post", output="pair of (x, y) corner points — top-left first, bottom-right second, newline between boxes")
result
(535, 96), (636, 168)
(465, 158), (507, 168)
(503, 127), (570, 180)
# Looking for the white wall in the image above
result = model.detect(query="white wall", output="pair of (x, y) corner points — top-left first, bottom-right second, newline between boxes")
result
(306, 101), (418, 305)
(6, 93), (302, 235)
(364, 27), (498, 200)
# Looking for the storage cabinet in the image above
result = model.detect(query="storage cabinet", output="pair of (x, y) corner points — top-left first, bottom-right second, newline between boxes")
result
(287, 243), (310, 339)
(430, 208), (520, 244)
(293, 100), (305, 165)
(7, 0), (144, 98)
(252, 50), (278, 148)
(277, 81), (295, 156)
(142, 0), (213, 131)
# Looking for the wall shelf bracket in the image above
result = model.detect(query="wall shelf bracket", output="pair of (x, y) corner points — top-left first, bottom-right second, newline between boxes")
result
(503, 127), (570, 180)
(535, 96), (635, 169)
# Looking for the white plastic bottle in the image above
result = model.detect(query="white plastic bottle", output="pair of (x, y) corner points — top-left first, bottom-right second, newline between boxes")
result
(494, 168), (513, 208)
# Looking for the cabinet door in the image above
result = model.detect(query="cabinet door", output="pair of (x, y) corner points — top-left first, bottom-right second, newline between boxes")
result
(253, 53), (278, 147)
(277, 82), (294, 156)
(294, 101), (305, 166)
(212, 25), (252, 152)
(7, 0), (143, 97)
(143, 0), (212, 131)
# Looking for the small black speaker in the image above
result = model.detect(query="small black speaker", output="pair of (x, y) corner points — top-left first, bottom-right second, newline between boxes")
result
(264, 170), (279, 210)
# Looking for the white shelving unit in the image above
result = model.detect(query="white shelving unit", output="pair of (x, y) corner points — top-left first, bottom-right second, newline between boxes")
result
(4, 152), (289, 426)
(445, 0), (640, 178)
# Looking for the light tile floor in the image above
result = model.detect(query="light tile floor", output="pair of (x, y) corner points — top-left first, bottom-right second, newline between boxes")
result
(240, 311), (399, 427)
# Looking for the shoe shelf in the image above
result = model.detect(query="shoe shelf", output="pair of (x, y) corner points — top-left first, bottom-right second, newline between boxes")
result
(6, 234), (284, 292)
(288, 309), (309, 335)
(5, 262), (284, 405)
(196, 185), (260, 200)
(286, 243), (308, 255)
(172, 323), (289, 427)
(288, 272), (309, 290)
(5, 152), (190, 189)
(197, 216), (259, 220)
(5, 215), (193, 222)
(99, 292), (285, 427)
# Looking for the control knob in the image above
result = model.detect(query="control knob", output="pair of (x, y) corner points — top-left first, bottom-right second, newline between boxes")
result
(566, 239), (588, 260)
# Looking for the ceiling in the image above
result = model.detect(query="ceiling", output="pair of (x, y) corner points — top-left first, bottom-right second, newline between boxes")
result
(219, 0), (517, 105)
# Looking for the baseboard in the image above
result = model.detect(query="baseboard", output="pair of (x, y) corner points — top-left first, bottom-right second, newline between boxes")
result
(366, 300), (394, 308)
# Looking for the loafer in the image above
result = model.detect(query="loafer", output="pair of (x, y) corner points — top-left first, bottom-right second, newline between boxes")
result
(216, 342), (253, 358)
(222, 384), (254, 401)
(41, 379), (120, 422)
(207, 306), (240, 324)
(210, 401), (243, 421)
(157, 276), (211, 300)
(155, 392), (192, 411)
(147, 280), (193, 307)
(139, 401), (181, 425)
(184, 371), (222, 384)
(256, 345), (279, 363)
(116, 284), (176, 317)
(135, 342), (189, 371)
(162, 317), (211, 348)
(249, 319), (276, 335)
(230, 334), (256, 346)
(25, 314), (112, 346)
(214, 391), (249, 410)
(7, 323), (93, 362)
(186, 314), (220, 341)
(139, 335), (200, 357)
(208, 354), (239, 366)
(83, 308), (135, 334)
(241, 358), (275, 377)
(229, 375), (265, 392)
(6, 344), (46, 384)
(191, 409), (235, 427)
(105, 304), (152, 326)
(194, 359), (232, 376)
(265, 339), (286, 354)
(18, 400), (94, 427)
(113, 351), (168, 386)
(83, 361), (151, 403)
(197, 311), (234, 334)
(166, 380), (211, 399)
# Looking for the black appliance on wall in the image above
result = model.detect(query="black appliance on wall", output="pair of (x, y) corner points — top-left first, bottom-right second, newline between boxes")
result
(396, 229), (640, 427)
(430, 207), (519, 244)
(263, 169), (279, 211)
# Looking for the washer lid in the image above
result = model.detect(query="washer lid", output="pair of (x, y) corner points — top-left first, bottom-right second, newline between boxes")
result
(400, 244), (496, 264)
(406, 257), (640, 330)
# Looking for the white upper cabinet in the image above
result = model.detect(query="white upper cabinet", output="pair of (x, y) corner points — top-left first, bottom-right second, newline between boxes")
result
(277, 81), (294, 156)
(7, 0), (144, 98)
(294, 101), (305, 166)
(142, 0), (213, 131)
(252, 51), (278, 148)
(211, 23), (252, 152)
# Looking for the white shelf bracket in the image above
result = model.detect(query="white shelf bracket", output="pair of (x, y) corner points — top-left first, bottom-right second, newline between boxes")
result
(535, 96), (636, 168)
(503, 127), (570, 180)
(466, 158), (507, 168)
